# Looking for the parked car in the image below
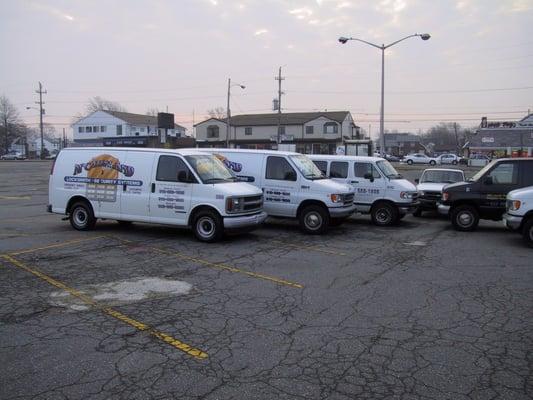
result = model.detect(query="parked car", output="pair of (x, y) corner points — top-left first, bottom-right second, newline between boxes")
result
(404, 153), (437, 165)
(436, 154), (460, 165)
(48, 147), (267, 242)
(414, 168), (465, 216)
(309, 155), (418, 226)
(384, 154), (400, 162)
(1, 152), (25, 160)
(199, 148), (356, 234)
(502, 186), (533, 247)
(439, 158), (533, 231)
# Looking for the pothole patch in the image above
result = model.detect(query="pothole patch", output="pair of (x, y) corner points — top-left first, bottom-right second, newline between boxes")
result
(50, 277), (193, 311)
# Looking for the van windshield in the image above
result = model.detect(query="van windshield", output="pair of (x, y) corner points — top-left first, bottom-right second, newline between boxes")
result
(185, 155), (236, 184)
(289, 155), (326, 180)
(421, 170), (464, 183)
(376, 160), (402, 179)
(469, 162), (493, 182)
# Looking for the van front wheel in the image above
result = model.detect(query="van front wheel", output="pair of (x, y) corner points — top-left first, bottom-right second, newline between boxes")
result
(371, 202), (398, 226)
(522, 218), (533, 248)
(451, 205), (479, 231)
(299, 205), (329, 234)
(69, 201), (96, 231)
(192, 210), (223, 242)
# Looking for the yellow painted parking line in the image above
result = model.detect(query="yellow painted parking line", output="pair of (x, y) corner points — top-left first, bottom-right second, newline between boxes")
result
(9, 236), (106, 256)
(0, 195), (31, 200)
(269, 239), (347, 257)
(0, 254), (208, 360)
(112, 237), (303, 289)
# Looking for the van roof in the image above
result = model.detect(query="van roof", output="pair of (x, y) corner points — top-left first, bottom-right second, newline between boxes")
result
(307, 154), (385, 162)
(61, 147), (207, 156)
(422, 168), (465, 173)
(187, 148), (301, 157)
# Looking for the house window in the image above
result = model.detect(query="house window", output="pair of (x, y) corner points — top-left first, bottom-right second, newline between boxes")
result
(78, 126), (83, 133)
(140, 127), (145, 133)
(207, 125), (219, 138)
(93, 126), (99, 133)
(306, 126), (314, 134)
(278, 126), (286, 135)
(116, 125), (122, 136)
(323, 122), (338, 134)
(86, 126), (92, 133)
(245, 127), (252, 135)
(100, 126), (106, 133)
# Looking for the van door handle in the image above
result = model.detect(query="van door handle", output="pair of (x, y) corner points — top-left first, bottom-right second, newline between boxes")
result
(301, 185), (310, 189)
(151, 183), (155, 193)
(350, 180), (359, 184)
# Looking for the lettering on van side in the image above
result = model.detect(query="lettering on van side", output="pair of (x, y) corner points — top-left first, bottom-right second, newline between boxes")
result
(264, 189), (291, 203)
(357, 188), (380, 195)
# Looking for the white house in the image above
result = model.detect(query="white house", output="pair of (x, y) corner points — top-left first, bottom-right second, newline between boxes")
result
(194, 111), (359, 154)
(72, 110), (187, 146)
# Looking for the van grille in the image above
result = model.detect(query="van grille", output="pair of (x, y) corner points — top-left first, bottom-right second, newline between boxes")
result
(420, 191), (440, 201)
(242, 195), (263, 212)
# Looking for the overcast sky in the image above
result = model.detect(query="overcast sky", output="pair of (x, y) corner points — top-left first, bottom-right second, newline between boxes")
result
(1, 0), (532, 138)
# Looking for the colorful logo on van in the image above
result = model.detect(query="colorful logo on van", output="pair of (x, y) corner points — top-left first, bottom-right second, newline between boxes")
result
(73, 154), (135, 177)
(214, 153), (242, 173)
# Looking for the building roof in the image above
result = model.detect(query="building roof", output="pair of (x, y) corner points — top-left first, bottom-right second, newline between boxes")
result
(383, 133), (422, 145)
(195, 111), (351, 127)
(80, 110), (187, 130)
(469, 129), (533, 148)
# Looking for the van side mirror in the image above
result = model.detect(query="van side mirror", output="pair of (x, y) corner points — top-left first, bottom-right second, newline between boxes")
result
(483, 176), (493, 185)
(285, 170), (297, 181)
(363, 172), (374, 182)
(415, 178), (419, 184)
(177, 170), (190, 183)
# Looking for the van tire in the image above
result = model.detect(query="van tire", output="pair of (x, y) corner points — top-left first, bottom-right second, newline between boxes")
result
(299, 205), (329, 234)
(522, 218), (533, 248)
(451, 205), (479, 231)
(192, 210), (223, 242)
(371, 202), (398, 226)
(69, 201), (96, 231)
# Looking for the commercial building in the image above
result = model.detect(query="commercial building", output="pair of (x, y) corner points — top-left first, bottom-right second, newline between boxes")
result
(467, 113), (533, 157)
(376, 133), (427, 156)
(72, 110), (187, 147)
(194, 111), (360, 154)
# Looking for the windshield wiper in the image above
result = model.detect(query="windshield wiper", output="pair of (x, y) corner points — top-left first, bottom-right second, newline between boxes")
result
(305, 174), (326, 180)
(203, 177), (232, 183)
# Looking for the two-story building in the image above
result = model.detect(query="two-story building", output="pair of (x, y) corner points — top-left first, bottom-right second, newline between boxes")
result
(72, 110), (187, 147)
(194, 111), (359, 154)
(377, 133), (427, 156)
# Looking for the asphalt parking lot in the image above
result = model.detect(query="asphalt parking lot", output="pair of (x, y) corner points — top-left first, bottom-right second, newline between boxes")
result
(1, 161), (532, 400)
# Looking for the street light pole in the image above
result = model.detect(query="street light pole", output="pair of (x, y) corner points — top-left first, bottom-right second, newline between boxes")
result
(338, 33), (430, 156)
(225, 78), (246, 148)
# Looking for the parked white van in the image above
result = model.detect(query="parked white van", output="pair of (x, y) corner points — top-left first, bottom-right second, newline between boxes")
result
(48, 147), (267, 242)
(198, 149), (356, 234)
(308, 155), (418, 226)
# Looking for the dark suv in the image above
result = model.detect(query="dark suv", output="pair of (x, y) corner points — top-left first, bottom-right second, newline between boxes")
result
(439, 158), (533, 231)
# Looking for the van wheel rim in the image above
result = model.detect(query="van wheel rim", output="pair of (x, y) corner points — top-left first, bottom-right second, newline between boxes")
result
(74, 208), (88, 226)
(458, 212), (473, 227)
(305, 212), (322, 230)
(197, 217), (215, 238)
(376, 208), (391, 224)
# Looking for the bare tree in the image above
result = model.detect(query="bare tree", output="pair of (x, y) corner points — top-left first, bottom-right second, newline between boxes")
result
(0, 95), (22, 154)
(146, 108), (161, 117)
(85, 96), (127, 114)
(206, 107), (226, 119)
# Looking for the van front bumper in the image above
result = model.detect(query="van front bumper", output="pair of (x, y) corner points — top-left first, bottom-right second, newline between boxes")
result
(502, 213), (523, 230)
(329, 204), (357, 218)
(437, 203), (450, 215)
(397, 201), (419, 214)
(224, 211), (268, 230)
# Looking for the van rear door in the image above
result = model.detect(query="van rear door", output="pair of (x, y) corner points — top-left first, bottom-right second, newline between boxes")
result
(120, 150), (155, 222)
(149, 154), (193, 225)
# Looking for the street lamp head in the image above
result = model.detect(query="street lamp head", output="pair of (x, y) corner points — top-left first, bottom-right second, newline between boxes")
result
(240, 85), (246, 89)
(419, 33), (431, 41)
(338, 36), (349, 44)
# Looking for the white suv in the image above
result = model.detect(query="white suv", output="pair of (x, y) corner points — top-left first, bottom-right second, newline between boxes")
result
(404, 154), (437, 165)
(502, 186), (533, 247)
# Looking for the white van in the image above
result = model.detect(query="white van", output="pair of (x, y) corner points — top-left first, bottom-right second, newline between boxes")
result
(308, 155), (418, 226)
(197, 149), (356, 234)
(48, 147), (267, 242)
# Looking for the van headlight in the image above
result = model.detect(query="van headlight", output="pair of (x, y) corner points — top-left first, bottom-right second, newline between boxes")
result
(418, 190), (425, 196)
(330, 194), (343, 203)
(442, 192), (450, 201)
(400, 191), (416, 199)
(226, 197), (245, 213)
(507, 200), (521, 211)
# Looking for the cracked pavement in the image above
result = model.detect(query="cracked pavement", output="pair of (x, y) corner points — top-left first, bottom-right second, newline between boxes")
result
(0, 161), (532, 400)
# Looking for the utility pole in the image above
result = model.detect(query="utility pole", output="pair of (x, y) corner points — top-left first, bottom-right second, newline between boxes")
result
(35, 82), (46, 159)
(453, 122), (459, 154)
(275, 67), (285, 144)
(226, 78), (231, 147)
